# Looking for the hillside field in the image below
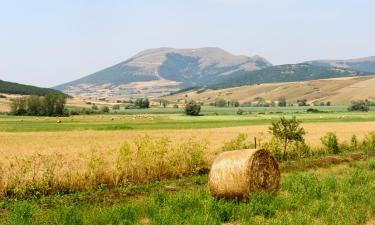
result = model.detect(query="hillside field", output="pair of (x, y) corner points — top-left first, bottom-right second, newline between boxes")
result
(166, 75), (375, 105)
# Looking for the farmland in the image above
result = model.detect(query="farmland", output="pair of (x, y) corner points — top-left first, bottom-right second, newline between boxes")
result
(0, 106), (375, 224)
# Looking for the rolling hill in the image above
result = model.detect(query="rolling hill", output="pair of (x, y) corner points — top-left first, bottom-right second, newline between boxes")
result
(305, 56), (375, 73)
(54, 47), (271, 99)
(0, 80), (65, 96)
(165, 75), (375, 105)
(209, 64), (370, 89)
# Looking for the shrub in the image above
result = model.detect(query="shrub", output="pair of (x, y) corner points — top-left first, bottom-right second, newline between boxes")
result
(112, 105), (120, 110)
(263, 137), (283, 161)
(362, 132), (375, 152)
(306, 108), (319, 113)
(215, 99), (227, 107)
(173, 104), (179, 109)
(134, 98), (150, 109)
(237, 109), (244, 115)
(221, 133), (253, 151)
(321, 132), (339, 154)
(91, 105), (98, 110)
(350, 135), (358, 149)
(185, 100), (201, 116)
(100, 106), (110, 113)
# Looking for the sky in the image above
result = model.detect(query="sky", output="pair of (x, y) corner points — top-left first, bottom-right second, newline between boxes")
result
(0, 0), (374, 87)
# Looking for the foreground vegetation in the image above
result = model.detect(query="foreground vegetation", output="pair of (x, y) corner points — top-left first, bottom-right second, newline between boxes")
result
(0, 157), (374, 224)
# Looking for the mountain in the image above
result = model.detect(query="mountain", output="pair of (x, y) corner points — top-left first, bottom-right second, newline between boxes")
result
(305, 56), (375, 73)
(209, 63), (370, 89)
(166, 75), (375, 105)
(0, 80), (65, 96)
(54, 47), (271, 99)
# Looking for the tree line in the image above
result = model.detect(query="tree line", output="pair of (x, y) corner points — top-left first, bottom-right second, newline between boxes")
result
(10, 94), (67, 116)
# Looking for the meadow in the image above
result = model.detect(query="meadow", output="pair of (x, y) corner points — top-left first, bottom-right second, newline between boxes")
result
(0, 106), (375, 224)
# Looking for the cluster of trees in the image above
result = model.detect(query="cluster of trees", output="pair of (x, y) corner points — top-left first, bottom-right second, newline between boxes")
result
(123, 98), (150, 109)
(10, 94), (67, 116)
(185, 100), (201, 116)
(348, 100), (370, 112)
(211, 99), (240, 107)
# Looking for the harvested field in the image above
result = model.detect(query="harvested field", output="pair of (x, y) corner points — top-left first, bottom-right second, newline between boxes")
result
(0, 121), (374, 157)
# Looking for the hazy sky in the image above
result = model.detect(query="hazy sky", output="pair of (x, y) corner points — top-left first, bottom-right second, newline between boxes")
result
(0, 0), (374, 87)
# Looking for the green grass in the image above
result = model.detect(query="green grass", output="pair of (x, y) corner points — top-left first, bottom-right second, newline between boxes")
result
(1, 158), (374, 225)
(1, 108), (375, 132)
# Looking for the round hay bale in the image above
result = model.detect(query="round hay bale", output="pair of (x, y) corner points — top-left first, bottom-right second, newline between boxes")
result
(209, 149), (280, 200)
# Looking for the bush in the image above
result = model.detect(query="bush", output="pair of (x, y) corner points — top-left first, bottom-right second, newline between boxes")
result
(237, 109), (244, 115)
(91, 105), (98, 110)
(221, 133), (253, 151)
(306, 108), (320, 113)
(101, 106), (110, 113)
(173, 104), (179, 109)
(351, 135), (358, 149)
(185, 100), (201, 116)
(269, 116), (306, 160)
(134, 98), (150, 109)
(215, 99), (227, 107)
(348, 100), (369, 112)
(362, 132), (375, 152)
(321, 132), (340, 154)
(112, 105), (120, 110)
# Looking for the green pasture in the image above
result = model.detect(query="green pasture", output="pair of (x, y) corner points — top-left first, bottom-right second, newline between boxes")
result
(0, 107), (375, 132)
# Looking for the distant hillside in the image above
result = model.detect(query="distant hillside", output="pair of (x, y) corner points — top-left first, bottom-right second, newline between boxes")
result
(0, 80), (65, 96)
(305, 56), (375, 73)
(55, 47), (271, 99)
(166, 75), (375, 105)
(209, 64), (370, 89)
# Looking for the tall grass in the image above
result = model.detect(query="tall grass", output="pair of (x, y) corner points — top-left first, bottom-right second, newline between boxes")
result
(1, 131), (375, 199)
(0, 135), (209, 199)
(2, 158), (375, 225)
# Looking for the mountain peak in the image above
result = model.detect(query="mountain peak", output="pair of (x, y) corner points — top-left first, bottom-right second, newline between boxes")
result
(55, 47), (271, 99)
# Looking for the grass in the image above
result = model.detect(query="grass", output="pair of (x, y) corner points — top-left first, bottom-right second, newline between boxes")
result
(1, 108), (375, 132)
(0, 157), (374, 225)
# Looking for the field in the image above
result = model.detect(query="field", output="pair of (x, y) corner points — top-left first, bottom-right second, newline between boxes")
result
(1, 106), (375, 224)
(165, 75), (375, 105)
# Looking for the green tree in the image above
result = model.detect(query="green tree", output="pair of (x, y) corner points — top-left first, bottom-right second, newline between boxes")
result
(112, 105), (120, 110)
(10, 97), (27, 115)
(101, 106), (110, 113)
(348, 100), (369, 112)
(297, 99), (307, 106)
(185, 100), (201, 116)
(42, 94), (66, 116)
(26, 95), (43, 115)
(278, 96), (287, 107)
(269, 116), (306, 159)
(135, 98), (150, 109)
(215, 98), (227, 107)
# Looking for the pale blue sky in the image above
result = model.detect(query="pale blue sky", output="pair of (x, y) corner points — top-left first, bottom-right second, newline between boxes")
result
(0, 0), (374, 87)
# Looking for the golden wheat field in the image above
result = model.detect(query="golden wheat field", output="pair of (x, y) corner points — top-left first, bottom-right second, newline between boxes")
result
(1, 121), (374, 157)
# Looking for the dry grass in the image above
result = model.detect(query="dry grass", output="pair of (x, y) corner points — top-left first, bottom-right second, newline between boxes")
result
(0, 121), (374, 157)
(0, 121), (374, 198)
(166, 75), (375, 104)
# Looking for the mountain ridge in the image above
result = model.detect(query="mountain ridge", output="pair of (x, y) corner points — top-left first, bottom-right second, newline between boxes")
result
(54, 47), (271, 99)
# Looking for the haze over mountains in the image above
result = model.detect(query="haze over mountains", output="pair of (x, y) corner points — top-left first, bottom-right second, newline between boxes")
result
(54, 47), (375, 99)
(55, 47), (271, 99)
(305, 56), (375, 73)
